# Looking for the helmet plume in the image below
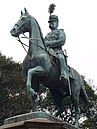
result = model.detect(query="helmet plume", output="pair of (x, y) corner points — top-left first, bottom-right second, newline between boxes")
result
(48, 4), (56, 15)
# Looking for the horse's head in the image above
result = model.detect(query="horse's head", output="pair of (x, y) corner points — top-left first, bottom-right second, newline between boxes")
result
(10, 8), (31, 37)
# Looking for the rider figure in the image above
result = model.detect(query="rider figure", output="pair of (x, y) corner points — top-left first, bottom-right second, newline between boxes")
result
(44, 14), (69, 83)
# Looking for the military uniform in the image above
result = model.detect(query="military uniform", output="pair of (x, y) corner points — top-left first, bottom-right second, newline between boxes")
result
(45, 15), (69, 83)
(45, 29), (65, 54)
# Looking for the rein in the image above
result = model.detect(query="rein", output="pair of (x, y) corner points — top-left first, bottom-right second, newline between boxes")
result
(23, 33), (48, 52)
(17, 33), (48, 53)
(17, 33), (58, 69)
(17, 32), (48, 53)
(17, 36), (28, 53)
(17, 33), (58, 61)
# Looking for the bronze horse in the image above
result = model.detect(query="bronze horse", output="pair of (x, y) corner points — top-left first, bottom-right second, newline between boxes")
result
(10, 8), (88, 127)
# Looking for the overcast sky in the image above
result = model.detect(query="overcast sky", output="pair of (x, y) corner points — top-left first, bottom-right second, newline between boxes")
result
(0, 0), (97, 88)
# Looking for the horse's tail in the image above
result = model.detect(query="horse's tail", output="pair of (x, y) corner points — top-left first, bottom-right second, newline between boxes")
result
(80, 85), (89, 103)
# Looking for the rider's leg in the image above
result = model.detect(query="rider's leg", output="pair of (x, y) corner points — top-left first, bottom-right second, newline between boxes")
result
(57, 53), (68, 82)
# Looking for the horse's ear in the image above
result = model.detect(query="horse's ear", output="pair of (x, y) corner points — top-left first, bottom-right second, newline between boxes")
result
(21, 10), (23, 16)
(24, 8), (28, 14)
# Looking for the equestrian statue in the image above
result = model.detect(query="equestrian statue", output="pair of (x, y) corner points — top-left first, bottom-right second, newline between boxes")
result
(10, 5), (88, 127)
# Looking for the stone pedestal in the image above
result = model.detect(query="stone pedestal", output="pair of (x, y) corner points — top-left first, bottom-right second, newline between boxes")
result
(0, 118), (65, 129)
(1, 112), (79, 129)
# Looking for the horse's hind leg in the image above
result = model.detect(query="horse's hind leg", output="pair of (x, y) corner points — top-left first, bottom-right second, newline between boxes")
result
(70, 80), (80, 127)
(71, 96), (80, 127)
(50, 89), (64, 117)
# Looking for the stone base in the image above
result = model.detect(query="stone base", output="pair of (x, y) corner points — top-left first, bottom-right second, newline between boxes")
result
(1, 112), (79, 129)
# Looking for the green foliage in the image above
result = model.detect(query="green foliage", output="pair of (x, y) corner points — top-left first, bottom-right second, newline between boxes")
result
(0, 53), (31, 125)
(81, 80), (97, 128)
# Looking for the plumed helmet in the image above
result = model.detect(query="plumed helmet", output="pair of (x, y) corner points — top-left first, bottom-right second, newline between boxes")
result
(48, 4), (59, 23)
(48, 15), (58, 23)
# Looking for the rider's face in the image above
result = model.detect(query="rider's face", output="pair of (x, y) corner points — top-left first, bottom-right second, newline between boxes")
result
(49, 20), (58, 30)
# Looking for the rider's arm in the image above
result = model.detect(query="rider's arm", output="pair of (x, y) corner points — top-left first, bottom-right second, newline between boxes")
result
(44, 37), (51, 47)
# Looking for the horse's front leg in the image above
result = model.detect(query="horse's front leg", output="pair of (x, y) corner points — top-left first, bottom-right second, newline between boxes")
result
(26, 66), (46, 97)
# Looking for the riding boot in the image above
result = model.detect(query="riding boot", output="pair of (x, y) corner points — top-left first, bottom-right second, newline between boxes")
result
(57, 53), (69, 84)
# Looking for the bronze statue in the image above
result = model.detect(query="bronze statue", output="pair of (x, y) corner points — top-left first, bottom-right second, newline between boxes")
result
(45, 4), (70, 93)
(10, 7), (88, 127)
(45, 14), (69, 83)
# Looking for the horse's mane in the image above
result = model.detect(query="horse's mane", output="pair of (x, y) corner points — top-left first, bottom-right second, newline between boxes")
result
(32, 17), (47, 51)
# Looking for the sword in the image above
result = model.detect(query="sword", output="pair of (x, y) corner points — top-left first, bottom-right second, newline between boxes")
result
(64, 49), (71, 95)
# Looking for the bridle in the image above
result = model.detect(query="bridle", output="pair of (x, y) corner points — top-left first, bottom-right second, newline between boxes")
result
(15, 17), (47, 53)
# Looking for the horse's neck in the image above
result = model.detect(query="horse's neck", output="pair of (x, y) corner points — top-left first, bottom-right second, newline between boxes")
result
(28, 19), (46, 56)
